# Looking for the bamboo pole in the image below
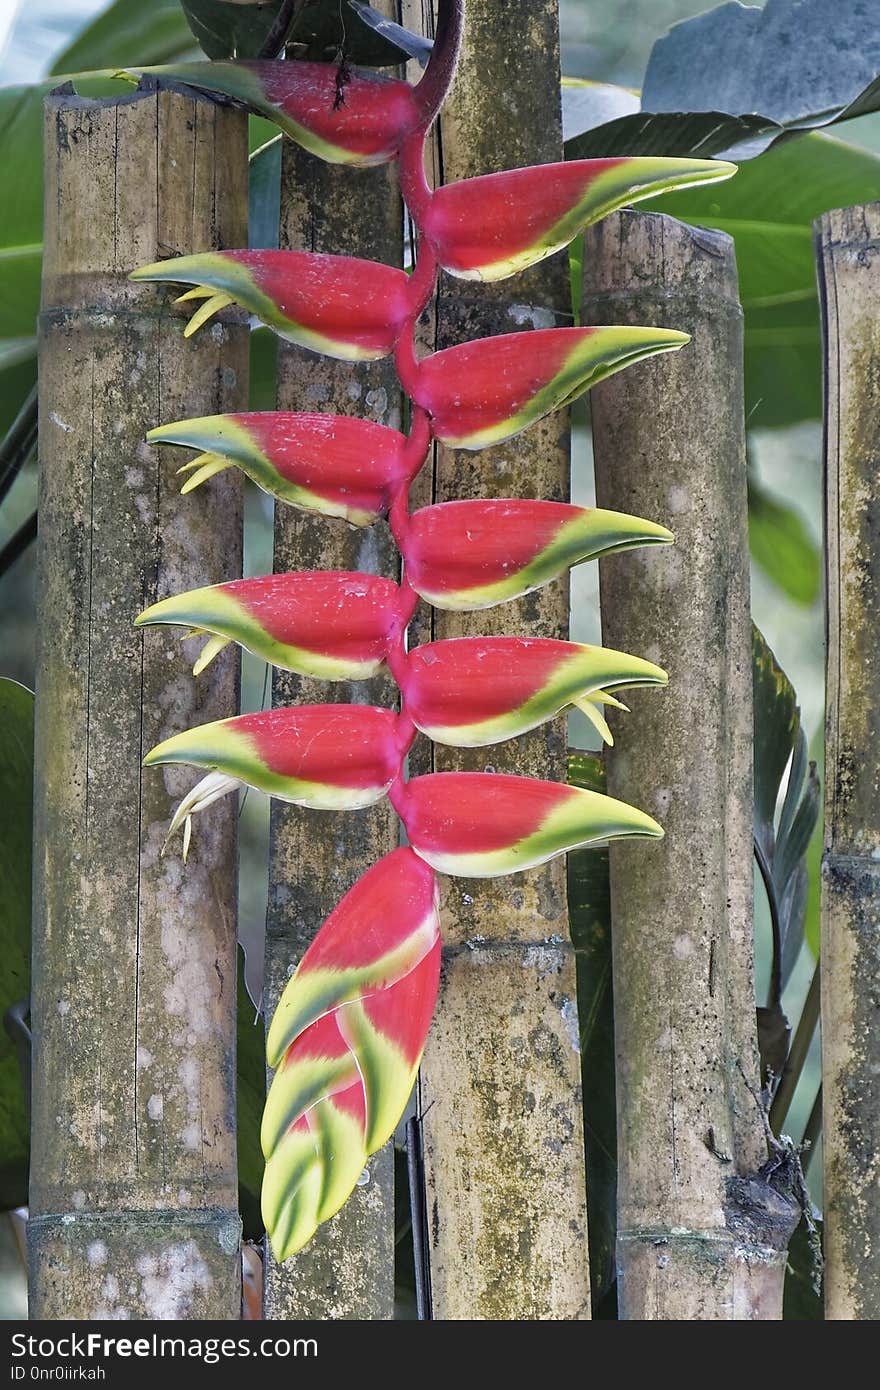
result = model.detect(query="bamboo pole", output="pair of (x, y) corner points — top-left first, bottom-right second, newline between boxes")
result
(410, 0), (591, 1320)
(816, 201), (880, 1322)
(583, 211), (799, 1320)
(261, 10), (404, 1318)
(29, 83), (248, 1320)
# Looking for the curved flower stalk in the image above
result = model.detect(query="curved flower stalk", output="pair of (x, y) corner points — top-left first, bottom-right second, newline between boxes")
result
(133, 0), (734, 1260)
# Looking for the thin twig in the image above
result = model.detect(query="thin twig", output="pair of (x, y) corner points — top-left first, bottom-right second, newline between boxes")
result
(257, 0), (309, 60)
(754, 836), (783, 1008)
(769, 960), (820, 1134)
(801, 1084), (822, 1176)
(406, 1114), (432, 1320)
(0, 386), (38, 511)
(0, 511), (37, 579)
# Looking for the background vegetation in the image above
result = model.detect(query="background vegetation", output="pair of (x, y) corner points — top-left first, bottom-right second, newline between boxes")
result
(2, 0), (878, 1318)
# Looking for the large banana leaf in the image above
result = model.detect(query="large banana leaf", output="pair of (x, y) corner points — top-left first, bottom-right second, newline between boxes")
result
(50, 0), (194, 73)
(659, 132), (880, 428)
(180, 0), (413, 63)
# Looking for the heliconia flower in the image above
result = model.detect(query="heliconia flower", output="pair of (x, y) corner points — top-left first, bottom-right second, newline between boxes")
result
(145, 412), (412, 525)
(390, 773), (663, 877)
(130, 251), (411, 359)
(402, 499), (673, 611)
(135, 572), (402, 680)
(421, 157), (736, 281)
(261, 848), (440, 1260)
(123, 61), (423, 166)
(394, 636), (666, 746)
(143, 706), (413, 857)
(411, 325), (689, 449)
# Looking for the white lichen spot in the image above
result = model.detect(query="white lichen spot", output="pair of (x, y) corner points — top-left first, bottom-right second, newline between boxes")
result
(672, 935), (694, 960)
(507, 303), (556, 330)
(101, 1275), (119, 1300)
(560, 997), (581, 1053)
(656, 1027), (678, 1052)
(365, 387), (388, 418)
(182, 1122), (201, 1152)
(667, 484), (691, 516)
(136, 1047), (153, 1069)
(57, 999), (71, 1017)
(346, 381), (362, 401)
(87, 1240), (108, 1267)
(136, 1241), (213, 1319)
(49, 411), (73, 433)
(72, 1190), (87, 1210)
(655, 787), (673, 815)
(147, 1094), (164, 1122)
(522, 943), (564, 979)
(178, 1189), (192, 1206)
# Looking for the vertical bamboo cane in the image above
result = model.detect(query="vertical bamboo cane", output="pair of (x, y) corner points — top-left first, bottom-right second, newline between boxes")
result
(583, 211), (798, 1320)
(816, 201), (880, 1322)
(261, 11), (404, 1318)
(30, 85), (248, 1319)
(413, 0), (591, 1320)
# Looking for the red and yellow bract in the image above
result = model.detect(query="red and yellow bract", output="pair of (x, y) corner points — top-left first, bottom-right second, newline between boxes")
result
(261, 849), (441, 1259)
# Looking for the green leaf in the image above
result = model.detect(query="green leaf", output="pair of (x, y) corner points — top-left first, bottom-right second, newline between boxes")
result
(659, 133), (880, 427)
(749, 474), (821, 606)
(783, 1214), (824, 1320)
(566, 109), (780, 162)
(567, 751), (615, 1314)
(249, 136), (281, 250)
(0, 341), (37, 445)
(50, 0), (195, 74)
(561, 76), (639, 144)
(0, 679), (33, 1211)
(181, 0), (411, 63)
(348, 4), (432, 67)
(237, 945), (265, 1241)
(643, 0), (880, 158)
(752, 625), (821, 1011)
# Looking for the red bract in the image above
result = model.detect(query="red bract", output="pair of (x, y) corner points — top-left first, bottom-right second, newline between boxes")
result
(147, 411), (413, 524)
(395, 636), (666, 746)
(144, 706), (415, 858)
(390, 773), (663, 878)
(131, 250), (412, 359)
(421, 156), (736, 281)
(401, 499), (673, 610)
(410, 324), (688, 447)
(136, 571), (402, 680)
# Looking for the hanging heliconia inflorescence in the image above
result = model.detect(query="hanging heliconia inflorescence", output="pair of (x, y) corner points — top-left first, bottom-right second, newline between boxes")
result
(131, 1), (735, 1260)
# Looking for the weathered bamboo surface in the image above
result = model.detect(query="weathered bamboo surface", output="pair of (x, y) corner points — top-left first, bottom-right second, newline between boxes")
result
(583, 211), (797, 1319)
(411, 0), (591, 1320)
(30, 86), (248, 1318)
(262, 19), (403, 1317)
(816, 201), (880, 1322)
